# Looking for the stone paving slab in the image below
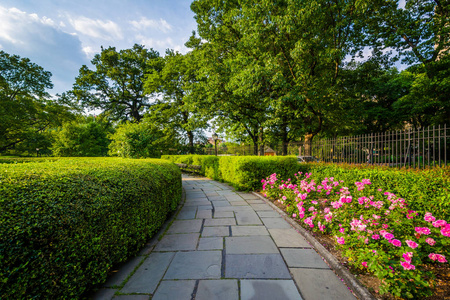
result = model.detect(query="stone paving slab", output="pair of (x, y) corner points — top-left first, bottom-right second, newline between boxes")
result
(231, 226), (269, 236)
(166, 219), (202, 234)
(225, 254), (291, 279)
(249, 203), (273, 211)
(269, 228), (310, 248)
(91, 288), (117, 300)
(230, 201), (249, 206)
(177, 209), (197, 220)
(246, 199), (265, 204)
(235, 211), (263, 225)
(103, 255), (144, 287)
(154, 233), (199, 251)
(120, 252), (174, 294)
(152, 280), (196, 300)
(241, 280), (303, 300)
(196, 209), (212, 219)
(281, 248), (330, 269)
(113, 295), (149, 300)
(214, 211), (234, 218)
(204, 218), (236, 226)
(256, 210), (281, 218)
(291, 268), (356, 300)
(198, 237), (224, 250)
(225, 236), (279, 254)
(239, 194), (260, 200)
(212, 200), (231, 207)
(196, 280), (239, 300)
(198, 205), (213, 210)
(164, 251), (222, 280)
(202, 226), (230, 237)
(261, 217), (292, 229)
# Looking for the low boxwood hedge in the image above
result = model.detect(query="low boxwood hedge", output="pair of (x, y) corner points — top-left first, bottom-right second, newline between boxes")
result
(0, 157), (181, 299)
(163, 155), (449, 219)
(162, 155), (299, 190)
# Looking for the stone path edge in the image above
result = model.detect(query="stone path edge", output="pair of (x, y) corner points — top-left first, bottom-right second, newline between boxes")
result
(252, 191), (377, 300)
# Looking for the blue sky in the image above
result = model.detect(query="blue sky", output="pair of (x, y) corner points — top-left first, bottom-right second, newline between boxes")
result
(0, 0), (197, 94)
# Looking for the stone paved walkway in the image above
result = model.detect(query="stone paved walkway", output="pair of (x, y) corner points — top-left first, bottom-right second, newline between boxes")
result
(93, 174), (357, 300)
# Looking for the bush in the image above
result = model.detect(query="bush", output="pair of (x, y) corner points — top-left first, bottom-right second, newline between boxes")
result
(262, 169), (449, 298)
(162, 155), (299, 190)
(0, 158), (181, 299)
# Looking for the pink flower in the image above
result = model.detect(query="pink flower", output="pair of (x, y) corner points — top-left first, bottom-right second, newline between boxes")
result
(402, 252), (413, 263)
(308, 206), (315, 212)
(436, 254), (447, 263)
(384, 233), (394, 240)
(362, 262), (368, 267)
(382, 224), (389, 229)
(282, 196), (287, 201)
(415, 227), (431, 235)
(391, 239), (402, 247)
(371, 234), (380, 240)
(424, 212), (436, 222)
(426, 238), (436, 246)
(400, 261), (416, 270)
(441, 224), (450, 237)
(339, 228), (346, 233)
(432, 220), (447, 227)
(336, 237), (345, 245)
(406, 240), (418, 249)
(292, 213), (297, 218)
(324, 207), (330, 214)
(311, 200), (318, 205)
(429, 253), (437, 261)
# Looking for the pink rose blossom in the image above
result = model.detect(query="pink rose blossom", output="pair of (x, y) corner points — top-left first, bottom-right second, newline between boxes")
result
(384, 233), (394, 240)
(336, 237), (345, 245)
(371, 234), (380, 240)
(432, 220), (447, 227)
(400, 261), (416, 270)
(426, 238), (436, 246)
(436, 254), (447, 263)
(402, 252), (413, 263)
(406, 240), (418, 249)
(339, 228), (346, 233)
(424, 212), (436, 222)
(391, 239), (402, 247)
(292, 213), (297, 218)
(415, 227), (431, 235)
(441, 224), (450, 237)
(362, 262), (368, 267)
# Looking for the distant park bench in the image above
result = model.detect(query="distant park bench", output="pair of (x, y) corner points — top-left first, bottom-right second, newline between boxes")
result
(175, 163), (202, 174)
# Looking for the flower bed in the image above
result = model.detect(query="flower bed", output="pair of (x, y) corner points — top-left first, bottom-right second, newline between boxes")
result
(262, 172), (449, 299)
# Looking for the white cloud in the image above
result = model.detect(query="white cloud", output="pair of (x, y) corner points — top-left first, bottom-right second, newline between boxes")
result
(136, 35), (188, 54)
(82, 46), (97, 59)
(130, 17), (173, 33)
(0, 5), (88, 93)
(69, 16), (123, 41)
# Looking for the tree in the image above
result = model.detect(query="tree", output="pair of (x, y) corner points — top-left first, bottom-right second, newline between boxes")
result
(51, 115), (113, 156)
(71, 44), (162, 122)
(190, 0), (371, 154)
(0, 51), (73, 153)
(108, 116), (178, 158)
(144, 50), (208, 154)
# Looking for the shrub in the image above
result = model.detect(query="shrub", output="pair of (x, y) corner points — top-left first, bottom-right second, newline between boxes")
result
(0, 158), (181, 299)
(262, 168), (450, 298)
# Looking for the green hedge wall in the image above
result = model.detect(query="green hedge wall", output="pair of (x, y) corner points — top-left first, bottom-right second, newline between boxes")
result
(162, 155), (299, 190)
(162, 155), (449, 219)
(0, 158), (181, 299)
(296, 163), (450, 220)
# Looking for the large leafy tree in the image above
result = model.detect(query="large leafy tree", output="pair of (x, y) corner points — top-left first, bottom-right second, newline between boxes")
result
(0, 51), (72, 153)
(51, 115), (113, 157)
(144, 50), (208, 154)
(71, 44), (162, 122)
(190, 0), (371, 154)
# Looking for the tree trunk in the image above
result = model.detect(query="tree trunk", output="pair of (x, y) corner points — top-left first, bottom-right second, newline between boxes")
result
(304, 133), (314, 156)
(282, 125), (288, 156)
(187, 131), (194, 154)
(258, 127), (264, 156)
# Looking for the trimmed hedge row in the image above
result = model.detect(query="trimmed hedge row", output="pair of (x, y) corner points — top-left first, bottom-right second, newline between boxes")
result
(162, 155), (299, 190)
(0, 158), (181, 299)
(162, 155), (449, 219)
(295, 163), (450, 220)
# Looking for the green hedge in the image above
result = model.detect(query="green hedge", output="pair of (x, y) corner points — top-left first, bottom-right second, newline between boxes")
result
(162, 155), (299, 190)
(0, 158), (181, 299)
(162, 155), (449, 219)
(296, 163), (450, 220)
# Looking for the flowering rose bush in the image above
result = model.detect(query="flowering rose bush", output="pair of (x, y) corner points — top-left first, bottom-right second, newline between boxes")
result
(262, 172), (449, 299)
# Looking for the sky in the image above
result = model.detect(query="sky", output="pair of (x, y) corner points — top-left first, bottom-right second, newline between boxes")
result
(0, 0), (198, 94)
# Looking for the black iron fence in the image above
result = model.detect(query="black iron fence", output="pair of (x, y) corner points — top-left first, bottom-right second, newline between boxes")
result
(310, 125), (448, 168)
(203, 124), (449, 169)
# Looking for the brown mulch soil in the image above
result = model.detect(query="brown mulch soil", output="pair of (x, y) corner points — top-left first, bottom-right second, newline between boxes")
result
(261, 193), (450, 300)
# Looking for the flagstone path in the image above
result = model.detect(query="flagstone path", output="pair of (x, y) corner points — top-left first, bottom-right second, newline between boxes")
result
(92, 174), (358, 300)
